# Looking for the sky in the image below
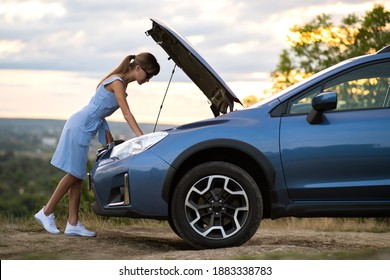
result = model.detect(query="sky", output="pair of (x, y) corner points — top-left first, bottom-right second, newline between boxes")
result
(0, 0), (388, 125)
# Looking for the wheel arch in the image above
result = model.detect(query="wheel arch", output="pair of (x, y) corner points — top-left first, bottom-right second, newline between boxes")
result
(162, 139), (275, 218)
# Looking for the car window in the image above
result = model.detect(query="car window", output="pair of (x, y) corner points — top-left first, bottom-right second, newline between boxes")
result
(289, 60), (390, 114)
(289, 86), (321, 114)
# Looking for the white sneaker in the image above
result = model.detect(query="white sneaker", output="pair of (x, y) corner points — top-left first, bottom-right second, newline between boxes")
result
(34, 207), (60, 235)
(64, 221), (96, 237)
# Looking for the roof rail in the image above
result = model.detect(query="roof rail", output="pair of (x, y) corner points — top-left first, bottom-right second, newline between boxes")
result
(377, 45), (390, 54)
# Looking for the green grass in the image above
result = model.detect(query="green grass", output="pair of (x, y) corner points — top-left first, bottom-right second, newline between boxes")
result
(1, 211), (389, 233)
(261, 217), (390, 233)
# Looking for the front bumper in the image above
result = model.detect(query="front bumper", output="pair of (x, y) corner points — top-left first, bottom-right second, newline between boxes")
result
(89, 149), (172, 219)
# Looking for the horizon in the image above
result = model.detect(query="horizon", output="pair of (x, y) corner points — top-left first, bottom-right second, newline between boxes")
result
(0, 115), (177, 127)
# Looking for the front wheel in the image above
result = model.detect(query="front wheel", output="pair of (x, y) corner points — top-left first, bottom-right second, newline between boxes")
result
(170, 161), (263, 249)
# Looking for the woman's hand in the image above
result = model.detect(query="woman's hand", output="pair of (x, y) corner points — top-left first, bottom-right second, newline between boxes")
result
(105, 130), (114, 144)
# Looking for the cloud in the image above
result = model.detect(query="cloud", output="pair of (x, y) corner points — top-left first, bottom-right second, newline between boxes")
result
(0, 39), (25, 55)
(1, 1), (388, 81)
(0, 1), (65, 24)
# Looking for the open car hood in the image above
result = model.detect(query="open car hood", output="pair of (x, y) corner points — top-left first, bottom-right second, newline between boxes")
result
(146, 18), (242, 116)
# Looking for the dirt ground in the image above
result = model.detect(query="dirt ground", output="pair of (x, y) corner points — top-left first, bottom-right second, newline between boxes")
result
(1, 222), (390, 260)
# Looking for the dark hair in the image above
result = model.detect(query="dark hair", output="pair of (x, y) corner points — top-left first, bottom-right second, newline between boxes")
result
(97, 52), (160, 87)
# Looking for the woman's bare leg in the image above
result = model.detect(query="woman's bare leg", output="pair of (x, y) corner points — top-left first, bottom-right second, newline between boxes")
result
(67, 181), (82, 225)
(44, 173), (82, 216)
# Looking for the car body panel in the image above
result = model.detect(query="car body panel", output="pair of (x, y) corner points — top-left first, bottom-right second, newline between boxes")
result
(281, 108), (390, 201)
(151, 110), (283, 202)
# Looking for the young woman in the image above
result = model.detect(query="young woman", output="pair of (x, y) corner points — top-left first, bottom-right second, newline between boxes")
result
(34, 53), (160, 236)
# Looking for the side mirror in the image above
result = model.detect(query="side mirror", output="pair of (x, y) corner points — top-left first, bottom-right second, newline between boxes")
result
(306, 92), (337, 124)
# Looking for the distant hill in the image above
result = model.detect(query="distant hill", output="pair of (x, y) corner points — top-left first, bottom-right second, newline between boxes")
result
(0, 118), (174, 136)
(0, 118), (175, 156)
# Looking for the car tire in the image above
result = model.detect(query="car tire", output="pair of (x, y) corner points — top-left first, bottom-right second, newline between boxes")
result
(170, 161), (263, 249)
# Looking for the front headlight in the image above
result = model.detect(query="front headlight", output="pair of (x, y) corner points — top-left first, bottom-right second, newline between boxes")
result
(110, 131), (169, 160)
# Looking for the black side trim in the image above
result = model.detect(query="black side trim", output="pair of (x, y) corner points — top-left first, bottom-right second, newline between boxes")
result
(276, 202), (390, 218)
(270, 101), (288, 117)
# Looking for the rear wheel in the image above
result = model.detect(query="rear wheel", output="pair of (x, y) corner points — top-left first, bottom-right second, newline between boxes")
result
(170, 161), (263, 249)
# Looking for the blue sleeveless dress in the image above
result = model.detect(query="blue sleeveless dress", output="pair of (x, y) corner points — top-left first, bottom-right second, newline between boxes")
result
(51, 76), (126, 179)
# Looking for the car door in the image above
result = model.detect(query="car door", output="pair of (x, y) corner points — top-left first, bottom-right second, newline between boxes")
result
(280, 60), (390, 201)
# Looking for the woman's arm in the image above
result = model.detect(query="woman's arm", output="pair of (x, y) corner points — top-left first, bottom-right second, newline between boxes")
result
(108, 80), (144, 137)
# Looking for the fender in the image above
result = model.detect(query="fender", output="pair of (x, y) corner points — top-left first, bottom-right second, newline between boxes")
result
(160, 138), (276, 203)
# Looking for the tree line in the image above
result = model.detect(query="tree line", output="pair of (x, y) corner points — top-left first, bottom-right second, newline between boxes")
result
(0, 152), (94, 217)
(243, 4), (389, 106)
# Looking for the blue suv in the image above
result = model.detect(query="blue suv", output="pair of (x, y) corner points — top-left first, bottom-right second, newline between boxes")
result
(89, 19), (390, 249)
